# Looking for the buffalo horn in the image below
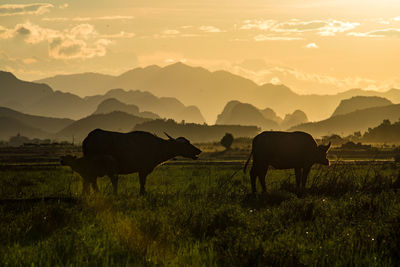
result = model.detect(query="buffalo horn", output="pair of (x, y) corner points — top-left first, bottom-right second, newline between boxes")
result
(164, 132), (174, 140)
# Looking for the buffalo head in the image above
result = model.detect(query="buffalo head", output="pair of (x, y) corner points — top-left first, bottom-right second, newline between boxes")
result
(60, 155), (76, 166)
(164, 132), (202, 160)
(315, 142), (331, 165)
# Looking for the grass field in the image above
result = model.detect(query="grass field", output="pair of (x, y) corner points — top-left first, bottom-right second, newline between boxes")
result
(1, 155), (400, 266)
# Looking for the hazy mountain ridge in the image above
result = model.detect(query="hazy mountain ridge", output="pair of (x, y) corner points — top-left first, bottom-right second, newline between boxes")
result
(2, 71), (205, 123)
(216, 101), (279, 129)
(93, 98), (160, 119)
(0, 106), (74, 133)
(134, 119), (260, 143)
(281, 110), (308, 129)
(36, 72), (115, 96)
(216, 100), (308, 130)
(331, 96), (392, 117)
(362, 119), (400, 143)
(85, 88), (205, 123)
(290, 104), (400, 137)
(0, 71), (53, 111)
(56, 111), (151, 142)
(36, 63), (400, 122)
(0, 116), (48, 140)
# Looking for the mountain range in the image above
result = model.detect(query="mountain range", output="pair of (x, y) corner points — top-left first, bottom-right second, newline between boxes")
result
(216, 100), (308, 130)
(290, 103), (400, 137)
(93, 98), (160, 119)
(1, 71), (205, 123)
(56, 111), (151, 142)
(37, 62), (400, 123)
(331, 96), (392, 117)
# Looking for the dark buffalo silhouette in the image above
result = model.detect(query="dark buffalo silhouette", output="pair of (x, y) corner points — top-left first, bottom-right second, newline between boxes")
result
(60, 154), (118, 195)
(244, 131), (330, 193)
(82, 129), (202, 195)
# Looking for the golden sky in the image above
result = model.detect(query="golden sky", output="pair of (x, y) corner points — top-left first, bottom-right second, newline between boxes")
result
(1, 0), (399, 95)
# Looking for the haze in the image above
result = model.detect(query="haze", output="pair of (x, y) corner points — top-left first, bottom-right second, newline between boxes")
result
(1, 0), (399, 96)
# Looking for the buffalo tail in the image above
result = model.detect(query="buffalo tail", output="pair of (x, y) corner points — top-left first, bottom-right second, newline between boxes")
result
(243, 151), (253, 173)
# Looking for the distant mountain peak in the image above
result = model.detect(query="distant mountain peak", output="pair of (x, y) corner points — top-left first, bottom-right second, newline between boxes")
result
(143, 64), (161, 71)
(331, 96), (392, 117)
(0, 71), (17, 81)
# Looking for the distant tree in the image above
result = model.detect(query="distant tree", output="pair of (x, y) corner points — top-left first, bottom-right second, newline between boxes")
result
(220, 133), (234, 150)
(394, 153), (400, 164)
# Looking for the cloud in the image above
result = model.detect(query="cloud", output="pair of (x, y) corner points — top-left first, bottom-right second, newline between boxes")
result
(100, 31), (135, 39)
(49, 38), (112, 59)
(97, 16), (134, 20)
(41, 17), (69, 22)
(1, 22), (115, 59)
(22, 58), (37, 64)
(270, 77), (281, 85)
(348, 28), (400, 38)
(42, 15), (134, 22)
(59, 3), (69, 9)
(227, 61), (399, 95)
(0, 25), (13, 39)
(274, 19), (360, 36)
(305, 42), (318, 48)
(241, 19), (359, 37)
(0, 3), (53, 16)
(377, 16), (400, 25)
(240, 19), (276, 30)
(253, 34), (303, 41)
(199, 26), (222, 33)
(163, 29), (180, 35)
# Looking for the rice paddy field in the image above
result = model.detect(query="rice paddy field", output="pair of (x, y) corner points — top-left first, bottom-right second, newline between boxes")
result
(1, 144), (400, 266)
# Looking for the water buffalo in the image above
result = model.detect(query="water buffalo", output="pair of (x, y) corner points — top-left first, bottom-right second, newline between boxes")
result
(82, 129), (202, 195)
(60, 154), (118, 195)
(244, 131), (331, 193)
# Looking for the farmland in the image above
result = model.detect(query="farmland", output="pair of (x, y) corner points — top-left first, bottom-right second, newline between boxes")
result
(1, 144), (400, 266)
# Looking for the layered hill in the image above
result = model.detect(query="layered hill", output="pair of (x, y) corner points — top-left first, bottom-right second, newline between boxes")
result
(56, 111), (151, 142)
(134, 119), (260, 143)
(37, 63), (400, 122)
(331, 96), (392, 117)
(281, 110), (308, 129)
(216, 101), (279, 130)
(36, 72), (115, 96)
(1, 71), (205, 123)
(216, 101), (307, 130)
(0, 117), (48, 140)
(362, 120), (400, 143)
(93, 98), (159, 119)
(0, 106), (74, 133)
(290, 104), (400, 137)
(86, 89), (205, 123)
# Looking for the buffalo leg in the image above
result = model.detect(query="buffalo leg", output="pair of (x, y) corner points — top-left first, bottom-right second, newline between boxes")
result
(250, 164), (258, 194)
(258, 166), (268, 193)
(82, 177), (90, 195)
(110, 174), (118, 195)
(295, 168), (302, 188)
(91, 178), (99, 193)
(302, 166), (312, 188)
(139, 172), (148, 195)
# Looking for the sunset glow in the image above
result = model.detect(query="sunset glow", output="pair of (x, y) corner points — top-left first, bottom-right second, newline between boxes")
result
(1, 0), (399, 95)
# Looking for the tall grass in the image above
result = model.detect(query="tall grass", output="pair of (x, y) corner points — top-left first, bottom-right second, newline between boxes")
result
(1, 162), (400, 266)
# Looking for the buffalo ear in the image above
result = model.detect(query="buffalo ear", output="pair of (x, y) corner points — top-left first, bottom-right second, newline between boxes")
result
(320, 142), (331, 152)
(164, 132), (174, 140)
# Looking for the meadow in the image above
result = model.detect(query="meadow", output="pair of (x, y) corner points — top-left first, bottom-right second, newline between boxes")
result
(1, 145), (400, 266)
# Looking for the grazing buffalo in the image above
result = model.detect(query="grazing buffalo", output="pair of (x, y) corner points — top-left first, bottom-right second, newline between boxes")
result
(244, 131), (331, 193)
(60, 154), (118, 195)
(82, 129), (202, 195)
